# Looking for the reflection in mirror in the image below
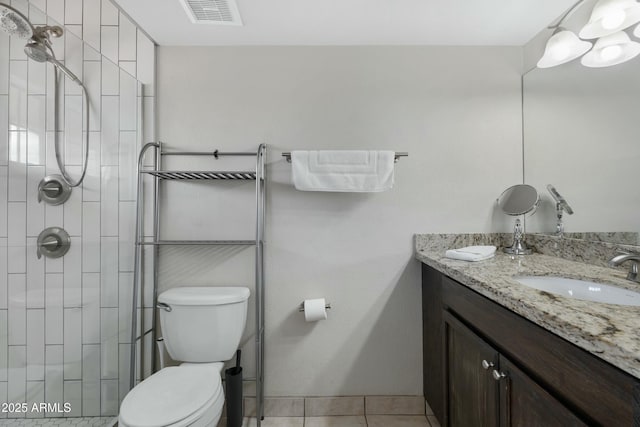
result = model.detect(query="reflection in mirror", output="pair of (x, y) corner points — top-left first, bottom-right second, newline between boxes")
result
(497, 184), (540, 216)
(522, 56), (640, 245)
(547, 184), (573, 238)
(497, 185), (539, 255)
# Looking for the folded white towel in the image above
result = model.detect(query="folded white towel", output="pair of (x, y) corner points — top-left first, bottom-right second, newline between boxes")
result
(445, 245), (497, 262)
(291, 150), (395, 192)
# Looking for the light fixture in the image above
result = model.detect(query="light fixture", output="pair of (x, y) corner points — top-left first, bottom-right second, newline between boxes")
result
(579, 0), (640, 39)
(537, 29), (593, 68)
(581, 31), (640, 66)
(537, 0), (640, 69)
(537, 0), (592, 68)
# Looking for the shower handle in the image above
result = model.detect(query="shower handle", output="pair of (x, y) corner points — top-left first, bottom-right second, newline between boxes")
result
(37, 175), (72, 205)
(42, 183), (61, 193)
(36, 227), (71, 259)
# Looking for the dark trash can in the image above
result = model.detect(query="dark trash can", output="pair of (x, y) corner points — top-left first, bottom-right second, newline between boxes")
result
(225, 350), (243, 427)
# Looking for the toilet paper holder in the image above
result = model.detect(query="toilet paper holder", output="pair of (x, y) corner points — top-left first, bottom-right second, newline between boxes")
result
(298, 302), (331, 312)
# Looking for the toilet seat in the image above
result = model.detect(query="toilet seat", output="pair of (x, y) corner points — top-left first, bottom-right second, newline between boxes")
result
(119, 363), (224, 427)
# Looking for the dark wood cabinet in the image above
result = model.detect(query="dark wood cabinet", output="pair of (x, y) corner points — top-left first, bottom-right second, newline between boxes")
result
(444, 312), (499, 427)
(444, 311), (585, 427)
(421, 263), (640, 427)
(422, 263), (444, 421)
(498, 356), (586, 427)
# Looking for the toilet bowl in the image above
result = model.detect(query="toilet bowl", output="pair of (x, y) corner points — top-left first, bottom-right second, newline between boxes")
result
(119, 363), (224, 427)
(118, 286), (250, 427)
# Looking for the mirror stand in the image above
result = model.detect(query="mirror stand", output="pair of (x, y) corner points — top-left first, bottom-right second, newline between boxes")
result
(555, 204), (565, 238)
(497, 184), (539, 255)
(504, 218), (532, 255)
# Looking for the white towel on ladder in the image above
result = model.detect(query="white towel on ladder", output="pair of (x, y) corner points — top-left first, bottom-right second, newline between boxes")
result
(291, 150), (395, 192)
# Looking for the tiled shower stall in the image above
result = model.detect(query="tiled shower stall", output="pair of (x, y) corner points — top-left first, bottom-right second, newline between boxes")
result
(0, 0), (155, 419)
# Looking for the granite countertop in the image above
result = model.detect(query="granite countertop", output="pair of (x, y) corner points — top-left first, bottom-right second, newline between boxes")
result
(415, 234), (640, 379)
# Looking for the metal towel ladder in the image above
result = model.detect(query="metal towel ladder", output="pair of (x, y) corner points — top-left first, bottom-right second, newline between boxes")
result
(131, 142), (267, 424)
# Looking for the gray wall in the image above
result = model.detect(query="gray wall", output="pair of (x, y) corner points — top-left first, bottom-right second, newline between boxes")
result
(156, 46), (522, 396)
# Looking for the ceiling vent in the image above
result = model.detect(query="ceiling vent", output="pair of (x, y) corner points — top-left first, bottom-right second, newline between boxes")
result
(178, 0), (243, 25)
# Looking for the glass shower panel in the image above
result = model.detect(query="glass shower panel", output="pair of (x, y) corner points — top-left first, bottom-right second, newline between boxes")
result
(0, 9), (143, 423)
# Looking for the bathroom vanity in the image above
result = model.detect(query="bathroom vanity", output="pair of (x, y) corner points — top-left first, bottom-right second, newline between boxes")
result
(416, 235), (640, 427)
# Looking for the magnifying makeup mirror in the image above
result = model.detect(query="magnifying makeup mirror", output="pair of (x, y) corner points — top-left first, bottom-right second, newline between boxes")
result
(497, 184), (539, 255)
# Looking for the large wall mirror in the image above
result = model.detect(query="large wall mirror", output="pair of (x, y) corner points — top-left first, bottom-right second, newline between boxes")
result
(522, 52), (640, 245)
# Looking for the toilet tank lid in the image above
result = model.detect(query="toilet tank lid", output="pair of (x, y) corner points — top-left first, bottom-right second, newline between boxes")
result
(159, 286), (250, 306)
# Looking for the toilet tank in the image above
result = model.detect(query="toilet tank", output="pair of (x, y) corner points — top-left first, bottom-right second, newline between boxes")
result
(158, 287), (250, 363)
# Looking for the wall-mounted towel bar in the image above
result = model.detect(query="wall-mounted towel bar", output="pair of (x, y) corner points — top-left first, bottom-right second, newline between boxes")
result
(282, 151), (408, 163)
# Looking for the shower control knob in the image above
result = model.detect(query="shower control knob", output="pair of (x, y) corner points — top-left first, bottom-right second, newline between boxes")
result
(38, 175), (71, 205)
(36, 227), (71, 259)
(481, 360), (494, 370)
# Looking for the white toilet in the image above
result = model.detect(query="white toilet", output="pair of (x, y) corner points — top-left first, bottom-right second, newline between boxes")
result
(119, 286), (251, 427)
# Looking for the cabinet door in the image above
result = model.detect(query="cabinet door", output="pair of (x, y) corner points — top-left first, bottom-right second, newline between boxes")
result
(442, 274), (637, 425)
(444, 312), (499, 427)
(422, 263), (445, 421)
(497, 356), (588, 427)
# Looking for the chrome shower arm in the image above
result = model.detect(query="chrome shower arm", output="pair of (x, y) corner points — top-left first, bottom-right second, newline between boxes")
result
(33, 24), (63, 39)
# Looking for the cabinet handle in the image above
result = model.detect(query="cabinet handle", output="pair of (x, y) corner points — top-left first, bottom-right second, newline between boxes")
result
(492, 369), (507, 381)
(481, 360), (494, 370)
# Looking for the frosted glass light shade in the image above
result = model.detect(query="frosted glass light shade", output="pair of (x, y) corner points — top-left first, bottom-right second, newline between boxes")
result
(581, 31), (640, 67)
(579, 0), (640, 39)
(537, 30), (592, 68)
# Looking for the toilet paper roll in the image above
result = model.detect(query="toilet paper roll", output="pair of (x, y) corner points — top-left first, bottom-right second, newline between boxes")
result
(304, 298), (328, 322)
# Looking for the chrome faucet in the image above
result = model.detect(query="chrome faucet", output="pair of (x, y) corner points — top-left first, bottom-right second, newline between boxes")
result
(608, 252), (640, 283)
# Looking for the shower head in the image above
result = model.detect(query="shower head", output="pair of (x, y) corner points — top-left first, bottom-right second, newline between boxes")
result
(24, 39), (82, 85)
(0, 4), (77, 84)
(24, 40), (50, 62)
(0, 3), (34, 39)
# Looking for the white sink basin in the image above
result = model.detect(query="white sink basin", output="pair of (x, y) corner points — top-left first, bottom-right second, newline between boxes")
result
(513, 276), (640, 306)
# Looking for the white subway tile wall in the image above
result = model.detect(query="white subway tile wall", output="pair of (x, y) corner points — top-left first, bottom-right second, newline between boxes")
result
(25, 380), (44, 419)
(0, 0), (155, 418)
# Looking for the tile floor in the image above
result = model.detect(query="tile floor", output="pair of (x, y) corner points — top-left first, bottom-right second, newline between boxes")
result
(0, 397), (441, 426)
(0, 414), (439, 426)
(218, 415), (439, 426)
(0, 418), (115, 426)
